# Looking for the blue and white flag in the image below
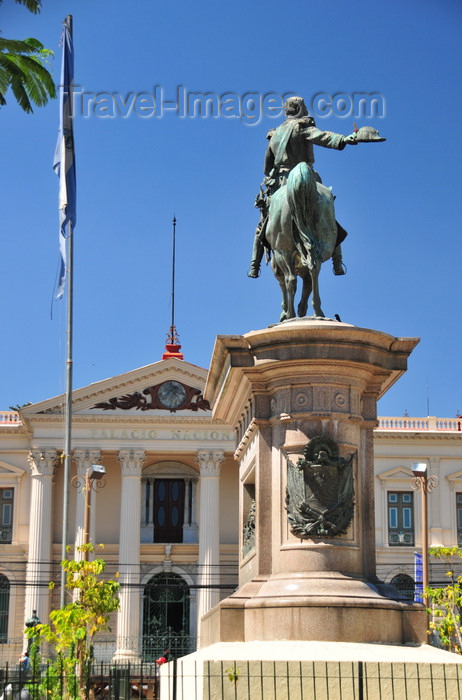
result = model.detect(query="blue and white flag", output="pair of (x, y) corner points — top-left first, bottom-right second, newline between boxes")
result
(53, 17), (76, 299)
(414, 551), (423, 603)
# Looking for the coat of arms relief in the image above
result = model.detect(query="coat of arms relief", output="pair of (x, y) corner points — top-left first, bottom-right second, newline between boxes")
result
(285, 436), (355, 539)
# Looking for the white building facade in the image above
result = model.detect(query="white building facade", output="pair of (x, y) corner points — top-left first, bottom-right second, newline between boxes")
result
(0, 356), (238, 662)
(374, 415), (462, 600)
(0, 354), (461, 661)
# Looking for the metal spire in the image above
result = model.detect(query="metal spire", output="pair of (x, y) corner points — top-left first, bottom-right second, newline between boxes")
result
(163, 216), (184, 359)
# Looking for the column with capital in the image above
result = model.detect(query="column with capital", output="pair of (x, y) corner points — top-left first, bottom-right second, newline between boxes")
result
(113, 449), (145, 662)
(196, 450), (224, 632)
(24, 449), (56, 624)
(73, 449), (101, 559)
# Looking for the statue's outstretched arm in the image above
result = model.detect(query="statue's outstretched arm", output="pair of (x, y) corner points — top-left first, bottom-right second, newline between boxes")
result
(305, 127), (348, 151)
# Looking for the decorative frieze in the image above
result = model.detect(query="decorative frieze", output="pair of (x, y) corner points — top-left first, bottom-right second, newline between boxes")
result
(92, 381), (210, 413)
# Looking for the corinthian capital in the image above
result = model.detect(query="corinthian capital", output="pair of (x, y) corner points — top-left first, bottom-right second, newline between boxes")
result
(28, 449), (58, 477)
(196, 450), (224, 477)
(74, 449), (101, 476)
(118, 449), (145, 477)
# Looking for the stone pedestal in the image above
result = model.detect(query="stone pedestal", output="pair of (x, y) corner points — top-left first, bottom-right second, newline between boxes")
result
(201, 319), (425, 647)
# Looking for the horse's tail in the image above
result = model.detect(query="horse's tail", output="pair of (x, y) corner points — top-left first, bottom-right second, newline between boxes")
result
(286, 162), (319, 267)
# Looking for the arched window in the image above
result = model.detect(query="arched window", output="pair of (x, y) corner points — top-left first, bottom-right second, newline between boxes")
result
(391, 573), (415, 601)
(0, 574), (10, 642)
(142, 573), (191, 660)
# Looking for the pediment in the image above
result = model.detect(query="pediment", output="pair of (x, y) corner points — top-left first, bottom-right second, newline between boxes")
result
(20, 358), (210, 417)
(0, 460), (25, 478)
(377, 466), (413, 481)
(446, 470), (462, 484)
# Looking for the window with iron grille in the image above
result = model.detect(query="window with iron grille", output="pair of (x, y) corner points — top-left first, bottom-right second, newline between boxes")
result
(0, 489), (13, 544)
(0, 574), (9, 642)
(456, 493), (462, 546)
(388, 491), (414, 546)
(142, 572), (190, 661)
(391, 573), (415, 601)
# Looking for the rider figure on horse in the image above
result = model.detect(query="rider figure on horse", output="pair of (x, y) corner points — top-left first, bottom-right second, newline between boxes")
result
(248, 96), (358, 279)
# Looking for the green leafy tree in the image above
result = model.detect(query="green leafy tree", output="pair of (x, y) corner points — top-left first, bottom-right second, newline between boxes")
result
(27, 544), (120, 699)
(427, 546), (462, 653)
(0, 0), (56, 112)
(9, 0), (42, 13)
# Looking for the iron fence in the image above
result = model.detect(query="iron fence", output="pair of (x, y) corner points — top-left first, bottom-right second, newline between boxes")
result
(0, 660), (159, 699)
(160, 658), (462, 700)
(0, 635), (197, 665)
(1, 656), (462, 699)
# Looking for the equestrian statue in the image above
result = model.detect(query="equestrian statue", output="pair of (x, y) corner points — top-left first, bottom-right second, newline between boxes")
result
(248, 96), (385, 320)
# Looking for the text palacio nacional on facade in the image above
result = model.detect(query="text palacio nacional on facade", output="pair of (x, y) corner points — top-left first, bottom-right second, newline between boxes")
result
(0, 343), (461, 661)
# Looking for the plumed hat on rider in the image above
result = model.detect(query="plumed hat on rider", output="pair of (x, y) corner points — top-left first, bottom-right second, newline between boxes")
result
(284, 96), (308, 119)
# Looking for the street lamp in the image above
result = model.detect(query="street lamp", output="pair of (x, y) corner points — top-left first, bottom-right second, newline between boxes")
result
(411, 462), (438, 610)
(25, 609), (40, 653)
(72, 464), (106, 562)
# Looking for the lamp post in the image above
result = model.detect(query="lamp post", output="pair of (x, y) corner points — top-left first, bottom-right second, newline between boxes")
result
(411, 462), (438, 609)
(73, 464), (106, 562)
(25, 609), (40, 653)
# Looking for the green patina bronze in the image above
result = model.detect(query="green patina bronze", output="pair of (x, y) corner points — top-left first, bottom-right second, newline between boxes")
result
(248, 96), (385, 320)
(285, 436), (355, 539)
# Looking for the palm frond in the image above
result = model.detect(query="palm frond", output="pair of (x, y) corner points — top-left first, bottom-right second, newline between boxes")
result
(0, 37), (41, 54)
(10, 0), (42, 14)
(0, 34), (56, 111)
(9, 74), (33, 112)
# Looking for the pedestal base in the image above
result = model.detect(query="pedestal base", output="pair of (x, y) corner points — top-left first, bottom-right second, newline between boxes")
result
(200, 571), (425, 648)
(160, 641), (462, 700)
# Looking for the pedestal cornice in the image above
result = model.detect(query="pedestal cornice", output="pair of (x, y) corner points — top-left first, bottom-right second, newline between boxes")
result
(205, 321), (419, 427)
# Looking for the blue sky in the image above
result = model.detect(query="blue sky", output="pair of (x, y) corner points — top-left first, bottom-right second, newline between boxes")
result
(1, 0), (461, 418)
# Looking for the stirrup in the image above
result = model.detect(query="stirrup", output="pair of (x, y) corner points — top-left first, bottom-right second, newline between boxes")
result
(333, 262), (347, 276)
(247, 264), (261, 278)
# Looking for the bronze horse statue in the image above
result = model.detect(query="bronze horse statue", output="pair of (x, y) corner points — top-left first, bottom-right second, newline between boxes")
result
(265, 161), (338, 320)
(264, 126), (385, 321)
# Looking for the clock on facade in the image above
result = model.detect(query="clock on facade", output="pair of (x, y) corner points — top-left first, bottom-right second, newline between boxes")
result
(157, 381), (187, 409)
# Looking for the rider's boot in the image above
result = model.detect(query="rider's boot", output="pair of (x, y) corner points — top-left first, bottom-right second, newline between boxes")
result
(248, 234), (264, 278)
(332, 244), (346, 276)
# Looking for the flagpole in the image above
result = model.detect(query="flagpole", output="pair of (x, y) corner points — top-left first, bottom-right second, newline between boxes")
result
(60, 14), (73, 609)
(60, 221), (73, 607)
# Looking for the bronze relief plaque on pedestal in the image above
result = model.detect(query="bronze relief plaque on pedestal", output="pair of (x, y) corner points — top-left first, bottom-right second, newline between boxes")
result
(286, 436), (355, 539)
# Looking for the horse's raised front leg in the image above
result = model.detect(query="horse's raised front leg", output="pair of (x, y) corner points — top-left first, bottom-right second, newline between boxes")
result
(310, 261), (325, 317)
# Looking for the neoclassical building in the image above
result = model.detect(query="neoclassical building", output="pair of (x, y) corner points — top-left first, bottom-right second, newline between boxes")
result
(0, 347), (461, 662)
(0, 351), (237, 662)
(374, 415), (462, 600)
